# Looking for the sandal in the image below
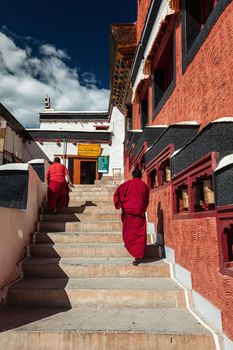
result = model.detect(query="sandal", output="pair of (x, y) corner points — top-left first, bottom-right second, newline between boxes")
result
(132, 259), (140, 266)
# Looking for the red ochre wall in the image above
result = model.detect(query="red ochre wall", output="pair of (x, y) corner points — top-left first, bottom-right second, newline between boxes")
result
(146, 186), (233, 340)
(136, 0), (152, 44)
(126, 2), (233, 341)
(133, 2), (233, 128)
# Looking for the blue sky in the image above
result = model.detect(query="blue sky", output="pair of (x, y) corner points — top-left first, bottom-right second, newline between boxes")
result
(0, 0), (137, 126)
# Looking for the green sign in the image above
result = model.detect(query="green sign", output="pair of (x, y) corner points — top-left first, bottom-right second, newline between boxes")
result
(98, 156), (109, 173)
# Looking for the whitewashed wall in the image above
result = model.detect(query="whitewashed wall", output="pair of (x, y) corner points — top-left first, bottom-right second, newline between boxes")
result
(108, 106), (125, 176)
(40, 121), (109, 131)
(24, 141), (111, 168)
(24, 106), (125, 175)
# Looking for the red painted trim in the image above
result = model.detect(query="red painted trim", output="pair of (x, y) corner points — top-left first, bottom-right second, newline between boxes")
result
(132, 141), (148, 166)
(172, 152), (219, 184)
(152, 16), (176, 69)
(150, 182), (171, 193)
(95, 126), (109, 130)
(173, 210), (217, 220)
(147, 144), (174, 172)
(216, 205), (233, 278)
(139, 80), (150, 100)
(146, 144), (174, 190)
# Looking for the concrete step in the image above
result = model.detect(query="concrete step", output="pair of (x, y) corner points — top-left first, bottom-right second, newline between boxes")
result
(69, 196), (114, 203)
(41, 213), (121, 222)
(69, 190), (114, 200)
(71, 184), (116, 189)
(70, 186), (116, 195)
(68, 202), (115, 208)
(29, 243), (160, 259)
(68, 200), (115, 207)
(34, 232), (124, 244)
(38, 221), (122, 232)
(28, 243), (129, 258)
(50, 205), (118, 215)
(22, 258), (170, 278)
(83, 206), (119, 214)
(34, 232), (152, 244)
(44, 202), (116, 214)
(95, 178), (123, 184)
(7, 277), (186, 309)
(0, 307), (216, 350)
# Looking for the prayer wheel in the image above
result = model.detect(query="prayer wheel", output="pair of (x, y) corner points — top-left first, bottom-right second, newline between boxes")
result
(203, 179), (215, 204)
(182, 189), (189, 209)
(165, 166), (171, 182)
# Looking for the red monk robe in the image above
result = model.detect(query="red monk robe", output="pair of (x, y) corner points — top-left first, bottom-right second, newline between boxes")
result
(114, 177), (149, 260)
(46, 158), (70, 211)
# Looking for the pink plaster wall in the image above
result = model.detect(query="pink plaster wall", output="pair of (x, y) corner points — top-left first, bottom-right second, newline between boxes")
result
(0, 166), (46, 300)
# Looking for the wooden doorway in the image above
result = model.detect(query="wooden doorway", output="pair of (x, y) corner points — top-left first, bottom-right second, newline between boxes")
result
(73, 158), (98, 184)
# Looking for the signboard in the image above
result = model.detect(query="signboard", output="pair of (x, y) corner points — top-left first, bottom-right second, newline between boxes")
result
(98, 156), (109, 173)
(78, 144), (101, 157)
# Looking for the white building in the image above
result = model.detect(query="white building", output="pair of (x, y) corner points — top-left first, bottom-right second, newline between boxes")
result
(23, 97), (125, 184)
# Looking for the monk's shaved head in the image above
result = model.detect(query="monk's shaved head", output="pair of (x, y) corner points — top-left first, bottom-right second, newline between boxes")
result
(132, 168), (142, 179)
(53, 157), (61, 163)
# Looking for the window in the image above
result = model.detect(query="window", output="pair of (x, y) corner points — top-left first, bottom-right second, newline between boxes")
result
(182, 0), (231, 71)
(140, 90), (148, 129)
(126, 116), (132, 131)
(149, 169), (158, 190)
(153, 31), (174, 110)
(185, 0), (218, 52)
(126, 105), (133, 131)
(217, 207), (233, 277)
(192, 175), (215, 212)
(136, 157), (145, 172)
(223, 226), (233, 267)
(147, 146), (173, 191)
(160, 159), (171, 185)
(175, 183), (189, 214)
(173, 153), (217, 217)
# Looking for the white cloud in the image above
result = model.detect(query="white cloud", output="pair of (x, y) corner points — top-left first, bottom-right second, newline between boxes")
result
(39, 44), (70, 60)
(0, 31), (110, 127)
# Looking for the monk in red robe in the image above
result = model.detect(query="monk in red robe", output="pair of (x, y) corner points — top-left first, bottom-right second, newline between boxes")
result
(113, 168), (149, 265)
(46, 157), (72, 213)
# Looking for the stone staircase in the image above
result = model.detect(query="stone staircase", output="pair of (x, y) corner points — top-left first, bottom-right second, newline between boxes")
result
(0, 180), (216, 349)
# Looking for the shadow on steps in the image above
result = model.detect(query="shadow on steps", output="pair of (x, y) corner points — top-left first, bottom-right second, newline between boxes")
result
(145, 244), (165, 260)
(0, 306), (70, 332)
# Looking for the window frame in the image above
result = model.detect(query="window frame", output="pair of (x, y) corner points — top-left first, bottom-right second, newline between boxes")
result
(140, 89), (149, 130)
(133, 142), (148, 172)
(147, 145), (174, 191)
(217, 206), (233, 278)
(182, 0), (231, 73)
(152, 16), (176, 121)
(172, 152), (218, 219)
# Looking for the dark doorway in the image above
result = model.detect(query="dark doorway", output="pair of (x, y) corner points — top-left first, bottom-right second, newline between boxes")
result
(80, 161), (96, 184)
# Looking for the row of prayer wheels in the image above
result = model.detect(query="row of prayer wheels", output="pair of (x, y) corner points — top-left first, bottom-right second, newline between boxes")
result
(181, 179), (215, 209)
